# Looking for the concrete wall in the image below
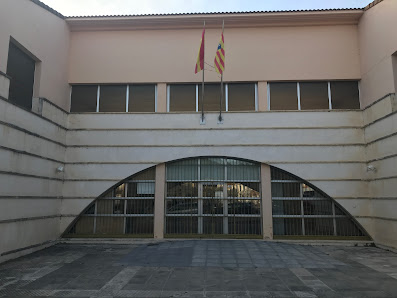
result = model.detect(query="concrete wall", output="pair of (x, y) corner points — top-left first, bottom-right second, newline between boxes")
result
(0, 0), (70, 110)
(0, 97), (67, 262)
(363, 93), (397, 249)
(358, 0), (397, 107)
(61, 110), (370, 236)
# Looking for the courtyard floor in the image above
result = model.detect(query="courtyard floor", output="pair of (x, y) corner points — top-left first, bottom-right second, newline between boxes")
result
(0, 240), (397, 297)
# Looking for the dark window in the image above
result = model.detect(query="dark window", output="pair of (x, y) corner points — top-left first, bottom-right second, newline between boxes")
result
(270, 82), (298, 110)
(300, 82), (329, 110)
(198, 83), (226, 112)
(6, 41), (36, 110)
(330, 81), (360, 109)
(128, 84), (155, 112)
(99, 85), (126, 112)
(169, 84), (196, 112)
(228, 83), (256, 111)
(70, 85), (97, 112)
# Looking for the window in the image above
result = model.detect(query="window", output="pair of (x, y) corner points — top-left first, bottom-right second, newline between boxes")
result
(269, 82), (298, 110)
(169, 84), (196, 112)
(128, 84), (155, 112)
(70, 85), (98, 112)
(300, 82), (329, 110)
(198, 83), (226, 112)
(6, 41), (36, 110)
(99, 85), (126, 112)
(330, 81), (360, 109)
(228, 83), (256, 111)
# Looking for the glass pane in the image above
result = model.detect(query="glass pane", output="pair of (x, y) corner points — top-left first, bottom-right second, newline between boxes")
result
(200, 158), (225, 180)
(114, 184), (125, 197)
(336, 218), (364, 236)
(228, 217), (261, 235)
(166, 182), (198, 197)
(273, 218), (303, 236)
(113, 199), (125, 214)
(127, 182), (155, 197)
(95, 217), (124, 235)
(126, 199), (154, 214)
(202, 183), (223, 198)
(125, 217), (153, 234)
(272, 200), (301, 215)
(96, 200), (113, 214)
(331, 81), (360, 109)
(99, 85), (126, 112)
(166, 199), (198, 215)
(71, 85), (97, 112)
(300, 82), (329, 110)
(203, 217), (223, 234)
(270, 82), (298, 110)
(129, 84), (155, 112)
(227, 183), (260, 198)
(166, 216), (198, 234)
(84, 204), (95, 215)
(198, 83), (226, 112)
(131, 167), (155, 181)
(203, 199), (223, 214)
(271, 168), (297, 181)
(167, 159), (198, 181)
(228, 83), (256, 111)
(169, 84), (196, 111)
(304, 218), (334, 236)
(271, 183), (300, 197)
(303, 200), (332, 215)
(302, 184), (324, 198)
(7, 42), (35, 110)
(229, 199), (261, 215)
(73, 217), (94, 234)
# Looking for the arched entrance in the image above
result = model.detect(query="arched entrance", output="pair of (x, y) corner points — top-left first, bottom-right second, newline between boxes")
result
(63, 156), (370, 240)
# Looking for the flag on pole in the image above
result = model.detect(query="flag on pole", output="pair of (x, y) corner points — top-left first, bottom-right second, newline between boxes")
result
(195, 28), (205, 74)
(214, 33), (225, 75)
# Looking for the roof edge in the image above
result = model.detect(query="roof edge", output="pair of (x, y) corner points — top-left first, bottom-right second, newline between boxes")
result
(364, 0), (384, 11)
(30, 0), (65, 19)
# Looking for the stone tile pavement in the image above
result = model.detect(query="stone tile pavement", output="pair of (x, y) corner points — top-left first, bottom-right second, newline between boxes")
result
(0, 240), (397, 297)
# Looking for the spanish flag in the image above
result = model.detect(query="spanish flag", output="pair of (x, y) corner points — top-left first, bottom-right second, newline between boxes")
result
(214, 33), (225, 75)
(195, 28), (205, 74)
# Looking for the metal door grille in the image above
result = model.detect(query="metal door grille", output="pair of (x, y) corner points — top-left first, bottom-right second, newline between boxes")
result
(165, 157), (262, 237)
(271, 167), (370, 239)
(64, 167), (155, 237)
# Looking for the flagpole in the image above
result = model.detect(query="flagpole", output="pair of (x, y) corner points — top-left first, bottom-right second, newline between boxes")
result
(201, 20), (205, 124)
(218, 20), (224, 123)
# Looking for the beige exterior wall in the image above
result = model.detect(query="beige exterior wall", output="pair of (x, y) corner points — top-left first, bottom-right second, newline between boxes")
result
(358, 0), (397, 107)
(68, 25), (360, 85)
(0, 0), (70, 110)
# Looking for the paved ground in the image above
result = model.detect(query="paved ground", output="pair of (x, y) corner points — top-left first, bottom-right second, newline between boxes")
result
(0, 240), (397, 297)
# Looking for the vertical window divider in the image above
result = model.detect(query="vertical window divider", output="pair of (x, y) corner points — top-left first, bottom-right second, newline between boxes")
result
(69, 86), (73, 109)
(267, 82), (270, 110)
(155, 84), (158, 113)
(328, 82), (332, 110)
(126, 85), (129, 112)
(96, 85), (100, 112)
(166, 85), (170, 112)
(254, 83), (258, 111)
(225, 83), (229, 112)
(358, 80), (361, 108)
(297, 82), (301, 111)
(195, 84), (199, 112)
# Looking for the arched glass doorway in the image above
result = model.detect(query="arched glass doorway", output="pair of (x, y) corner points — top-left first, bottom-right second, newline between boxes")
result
(165, 157), (262, 237)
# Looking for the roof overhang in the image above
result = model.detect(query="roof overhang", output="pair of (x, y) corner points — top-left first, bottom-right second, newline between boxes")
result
(65, 10), (364, 31)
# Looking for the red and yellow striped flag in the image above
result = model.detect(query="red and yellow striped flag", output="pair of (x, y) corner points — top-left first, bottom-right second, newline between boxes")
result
(214, 33), (225, 75)
(195, 28), (205, 74)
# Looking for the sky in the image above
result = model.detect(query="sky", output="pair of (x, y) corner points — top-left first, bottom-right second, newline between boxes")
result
(40, 0), (373, 17)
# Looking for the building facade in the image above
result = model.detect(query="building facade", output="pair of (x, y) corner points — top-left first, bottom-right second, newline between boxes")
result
(0, 0), (396, 262)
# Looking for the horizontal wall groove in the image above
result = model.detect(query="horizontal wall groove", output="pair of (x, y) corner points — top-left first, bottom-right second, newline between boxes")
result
(355, 216), (397, 222)
(362, 93), (395, 111)
(0, 145), (65, 164)
(66, 143), (365, 148)
(363, 109), (397, 129)
(0, 170), (63, 181)
(0, 120), (66, 148)
(0, 97), (67, 131)
(365, 131), (397, 145)
(0, 196), (62, 199)
(370, 175), (397, 181)
(367, 153), (397, 163)
(68, 126), (363, 131)
(0, 215), (60, 224)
